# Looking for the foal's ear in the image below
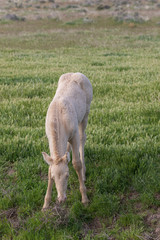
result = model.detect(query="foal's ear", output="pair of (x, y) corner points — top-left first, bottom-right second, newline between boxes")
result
(42, 152), (53, 165)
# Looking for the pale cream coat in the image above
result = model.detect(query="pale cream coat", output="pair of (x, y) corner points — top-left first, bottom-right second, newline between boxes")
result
(42, 72), (93, 209)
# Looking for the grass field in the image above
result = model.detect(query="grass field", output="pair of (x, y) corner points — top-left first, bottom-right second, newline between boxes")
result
(0, 18), (160, 239)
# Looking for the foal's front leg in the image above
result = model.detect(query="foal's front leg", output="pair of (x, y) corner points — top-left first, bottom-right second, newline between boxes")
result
(42, 166), (53, 210)
(79, 132), (86, 182)
(79, 115), (89, 182)
(71, 132), (89, 204)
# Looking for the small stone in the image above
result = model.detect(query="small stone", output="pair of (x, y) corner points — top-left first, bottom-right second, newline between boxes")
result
(66, 5), (79, 9)
(36, 16), (42, 20)
(4, 14), (22, 21)
(97, 5), (111, 10)
(134, 12), (139, 17)
(83, 17), (93, 23)
(121, 1), (128, 5)
(97, 4), (111, 10)
(155, 227), (160, 233)
(51, 4), (59, 9)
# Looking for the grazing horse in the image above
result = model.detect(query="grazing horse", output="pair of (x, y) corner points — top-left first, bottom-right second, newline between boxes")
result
(42, 72), (93, 209)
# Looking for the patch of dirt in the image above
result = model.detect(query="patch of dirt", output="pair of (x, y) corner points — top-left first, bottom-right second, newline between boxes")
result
(143, 207), (160, 240)
(109, 191), (160, 239)
(7, 168), (16, 176)
(128, 192), (160, 239)
(0, 207), (20, 231)
(128, 191), (140, 200)
(82, 217), (116, 240)
(40, 204), (69, 229)
(83, 217), (103, 234)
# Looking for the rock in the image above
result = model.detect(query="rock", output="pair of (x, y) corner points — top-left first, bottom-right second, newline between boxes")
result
(4, 14), (25, 21)
(83, 17), (93, 23)
(83, 0), (94, 7)
(78, 9), (87, 13)
(15, 3), (23, 8)
(4, 14), (19, 21)
(51, 4), (59, 9)
(142, 16), (150, 21)
(36, 16), (42, 20)
(47, 14), (58, 20)
(150, 0), (157, 3)
(121, 1), (128, 5)
(115, 10), (145, 23)
(97, 5), (111, 10)
(26, 5), (32, 8)
(66, 5), (79, 9)
(134, 12), (139, 17)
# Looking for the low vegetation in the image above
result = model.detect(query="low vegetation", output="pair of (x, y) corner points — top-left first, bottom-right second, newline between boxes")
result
(0, 17), (160, 239)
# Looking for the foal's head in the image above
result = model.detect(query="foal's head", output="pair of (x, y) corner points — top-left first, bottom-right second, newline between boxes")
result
(42, 152), (70, 203)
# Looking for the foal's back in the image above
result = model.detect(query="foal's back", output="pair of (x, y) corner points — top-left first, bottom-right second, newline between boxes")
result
(46, 73), (92, 143)
(54, 72), (93, 123)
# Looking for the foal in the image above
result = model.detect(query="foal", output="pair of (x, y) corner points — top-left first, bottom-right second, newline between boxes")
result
(42, 72), (93, 209)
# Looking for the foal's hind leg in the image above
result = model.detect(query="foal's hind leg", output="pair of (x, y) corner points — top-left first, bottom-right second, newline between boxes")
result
(79, 114), (88, 181)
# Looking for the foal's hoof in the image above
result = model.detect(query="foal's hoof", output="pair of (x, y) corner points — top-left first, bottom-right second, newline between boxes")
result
(82, 198), (89, 206)
(83, 176), (86, 182)
(41, 208), (47, 212)
(82, 173), (86, 182)
(41, 206), (49, 212)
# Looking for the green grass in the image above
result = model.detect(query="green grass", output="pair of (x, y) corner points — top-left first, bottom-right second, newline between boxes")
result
(0, 18), (160, 239)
